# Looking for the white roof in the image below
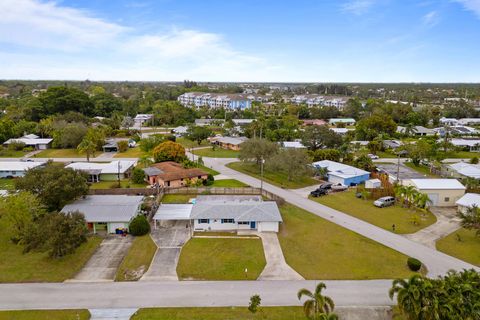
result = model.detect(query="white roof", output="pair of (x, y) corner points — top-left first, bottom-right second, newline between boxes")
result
(329, 118), (356, 123)
(281, 141), (306, 148)
(66, 161), (136, 174)
(449, 139), (480, 147)
(330, 128), (349, 134)
(410, 179), (466, 190)
(153, 204), (193, 221)
(456, 193), (480, 207)
(0, 161), (45, 172)
(312, 160), (370, 179)
(173, 126), (188, 134)
(4, 138), (53, 145)
(448, 162), (480, 179)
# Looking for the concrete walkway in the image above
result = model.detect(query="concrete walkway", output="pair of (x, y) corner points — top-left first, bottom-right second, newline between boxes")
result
(68, 236), (133, 282)
(404, 207), (461, 248)
(89, 308), (138, 320)
(257, 233), (304, 280)
(95, 152), (117, 160)
(190, 155), (478, 277)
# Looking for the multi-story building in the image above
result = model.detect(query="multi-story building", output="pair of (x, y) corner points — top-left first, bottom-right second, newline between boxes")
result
(289, 94), (349, 110)
(178, 92), (251, 110)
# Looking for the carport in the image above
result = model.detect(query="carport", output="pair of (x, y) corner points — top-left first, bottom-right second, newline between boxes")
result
(153, 204), (193, 229)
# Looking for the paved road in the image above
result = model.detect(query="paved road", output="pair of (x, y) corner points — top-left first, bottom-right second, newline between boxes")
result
(0, 157), (138, 163)
(195, 155), (478, 277)
(0, 280), (393, 310)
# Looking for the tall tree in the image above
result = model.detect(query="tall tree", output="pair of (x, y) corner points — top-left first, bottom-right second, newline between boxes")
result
(301, 125), (342, 151)
(239, 138), (279, 165)
(458, 206), (480, 237)
(186, 126), (213, 146)
(267, 149), (312, 181)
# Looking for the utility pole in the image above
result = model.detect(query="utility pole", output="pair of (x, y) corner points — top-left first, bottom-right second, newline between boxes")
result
(260, 156), (265, 193)
(396, 152), (400, 183)
(117, 160), (121, 188)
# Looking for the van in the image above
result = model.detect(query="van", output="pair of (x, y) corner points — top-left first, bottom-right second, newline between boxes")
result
(374, 196), (395, 208)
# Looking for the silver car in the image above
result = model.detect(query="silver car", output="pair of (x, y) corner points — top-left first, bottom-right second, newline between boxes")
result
(374, 196), (395, 208)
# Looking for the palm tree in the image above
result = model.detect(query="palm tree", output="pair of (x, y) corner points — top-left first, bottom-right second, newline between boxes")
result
(297, 282), (337, 320)
(77, 138), (97, 162)
(138, 155), (153, 168)
(413, 193), (432, 210)
(403, 123), (418, 137)
(389, 274), (434, 320)
(458, 205), (480, 236)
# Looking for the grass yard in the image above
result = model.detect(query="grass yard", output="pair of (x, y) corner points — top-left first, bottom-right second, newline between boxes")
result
(0, 219), (102, 282)
(116, 235), (157, 281)
(0, 149), (29, 158)
(404, 162), (438, 178)
(0, 310), (90, 320)
(439, 151), (479, 159)
(89, 180), (147, 189)
(131, 307), (304, 320)
(192, 147), (240, 158)
(311, 190), (436, 234)
(436, 228), (480, 266)
(227, 161), (319, 189)
(210, 179), (248, 187)
(35, 148), (85, 158)
(177, 238), (266, 280)
(114, 147), (148, 158)
(198, 164), (220, 176)
(161, 194), (196, 204)
(0, 178), (15, 190)
(278, 203), (415, 279)
(176, 137), (210, 149)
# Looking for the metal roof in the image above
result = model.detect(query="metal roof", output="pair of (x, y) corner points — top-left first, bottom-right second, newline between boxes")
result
(410, 179), (466, 190)
(66, 161), (136, 175)
(312, 160), (370, 179)
(449, 162), (480, 179)
(456, 193), (480, 207)
(0, 161), (46, 172)
(153, 204), (193, 220)
(61, 195), (143, 223)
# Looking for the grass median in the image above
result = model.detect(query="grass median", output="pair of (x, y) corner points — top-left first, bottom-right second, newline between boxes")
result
(116, 235), (157, 281)
(436, 228), (480, 266)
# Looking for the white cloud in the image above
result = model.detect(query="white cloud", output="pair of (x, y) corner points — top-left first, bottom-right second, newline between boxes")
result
(454, 0), (480, 18)
(422, 10), (440, 27)
(341, 0), (376, 15)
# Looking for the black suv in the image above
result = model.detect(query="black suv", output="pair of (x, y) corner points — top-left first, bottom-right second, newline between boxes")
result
(310, 183), (332, 197)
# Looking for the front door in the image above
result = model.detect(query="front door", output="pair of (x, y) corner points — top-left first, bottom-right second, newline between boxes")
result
(250, 221), (256, 229)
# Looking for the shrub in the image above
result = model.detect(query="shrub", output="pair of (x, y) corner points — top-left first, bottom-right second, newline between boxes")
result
(8, 141), (26, 151)
(129, 215), (150, 236)
(203, 174), (214, 186)
(470, 157), (479, 164)
(407, 257), (422, 271)
(152, 141), (186, 163)
(117, 140), (129, 152)
(131, 167), (145, 184)
(23, 146), (34, 152)
(109, 182), (121, 189)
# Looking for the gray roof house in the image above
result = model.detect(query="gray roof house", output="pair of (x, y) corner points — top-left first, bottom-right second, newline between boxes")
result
(61, 195), (144, 234)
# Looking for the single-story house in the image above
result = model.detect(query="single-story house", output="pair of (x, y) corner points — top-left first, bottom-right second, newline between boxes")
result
(456, 193), (480, 214)
(153, 195), (282, 232)
(144, 161), (208, 188)
(211, 136), (248, 151)
(328, 118), (356, 126)
(65, 160), (136, 182)
(172, 126), (188, 136)
(383, 140), (403, 150)
(312, 160), (370, 186)
(280, 141), (306, 149)
(396, 126), (435, 136)
(446, 138), (480, 152)
(458, 118), (480, 126)
(61, 195), (144, 234)
(0, 161), (46, 178)
(194, 119), (224, 127)
(301, 119), (327, 126)
(403, 179), (466, 207)
(232, 119), (255, 126)
(102, 140), (118, 152)
(134, 114), (153, 125)
(439, 117), (458, 126)
(330, 128), (349, 135)
(4, 134), (53, 150)
(444, 162), (480, 179)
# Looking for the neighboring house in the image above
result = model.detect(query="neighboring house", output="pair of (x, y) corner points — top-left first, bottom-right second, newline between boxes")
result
(396, 126), (435, 136)
(65, 160), (136, 182)
(211, 136), (248, 151)
(134, 114), (153, 125)
(0, 161), (46, 178)
(330, 128), (349, 135)
(302, 119), (327, 126)
(4, 134), (53, 150)
(280, 141), (306, 149)
(328, 118), (356, 126)
(154, 195), (283, 233)
(458, 118), (480, 126)
(447, 139), (480, 152)
(403, 179), (466, 207)
(144, 161), (208, 187)
(61, 195), (144, 234)
(312, 160), (370, 186)
(194, 119), (224, 127)
(172, 126), (188, 136)
(439, 117), (459, 126)
(444, 162), (480, 179)
(456, 193), (480, 214)
(232, 119), (255, 126)
(102, 140), (118, 152)
(383, 140), (403, 150)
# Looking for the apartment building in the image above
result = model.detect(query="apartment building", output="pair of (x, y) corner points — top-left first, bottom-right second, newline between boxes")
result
(178, 92), (251, 110)
(289, 94), (349, 110)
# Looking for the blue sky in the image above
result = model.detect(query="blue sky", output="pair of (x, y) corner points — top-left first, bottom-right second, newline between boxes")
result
(1, 0), (480, 82)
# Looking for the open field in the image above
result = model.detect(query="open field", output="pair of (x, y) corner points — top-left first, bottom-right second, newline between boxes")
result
(311, 190), (436, 234)
(436, 228), (480, 266)
(177, 238), (266, 280)
(210, 179), (248, 187)
(176, 137), (210, 149)
(278, 203), (416, 279)
(0, 310), (90, 320)
(0, 219), (102, 282)
(35, 148), (85, 158)
(227, 161), (318, 189)
(192, 147), (240, 158)
(116, 235), (157, 281)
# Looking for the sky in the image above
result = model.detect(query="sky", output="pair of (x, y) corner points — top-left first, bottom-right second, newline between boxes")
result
(1, 0), (480, 82)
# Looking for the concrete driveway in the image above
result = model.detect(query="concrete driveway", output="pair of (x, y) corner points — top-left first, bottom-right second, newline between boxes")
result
(141, 221), (191, 281)
(69, 236), (133, 282)
(258, 233), (304, 280)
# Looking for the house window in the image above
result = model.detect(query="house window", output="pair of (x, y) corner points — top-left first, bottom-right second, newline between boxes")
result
(238, 221), (249, 225)
(198, 219), (209, 224)
(221, 219), (235, 224)
(444, 197), (450, 202)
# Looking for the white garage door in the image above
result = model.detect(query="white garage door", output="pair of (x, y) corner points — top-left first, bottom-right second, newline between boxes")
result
(108, 222), (127, 233)
(427, 193), (439, 206)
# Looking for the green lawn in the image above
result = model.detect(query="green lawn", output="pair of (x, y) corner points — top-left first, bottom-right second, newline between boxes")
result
(0, 179), (15, 190)
(0, 310), (90, 320)
(440, 151), (479, 159)
(89, 179), (147, 189)
(311, 190), (436, 234)
(0, 149), (29, 158)
(161, 194), (196, 204)
(210, 179), (248, 187)
(35, 148), (85, 158)
(116, 235), (157, 281)
(131, 307), (304, 320)
(192, 147), (240, 158)
(0, 218), (102, 282)
(436, 228), (480, 266)
(404, 162), (438, 178)
(114, 147), (148, 158)
(177, 238), (266, 280)
(198, 164), (220, 176)
(227, 161), (319, 189)
(176, 137), (210, 149)
(278, 203), (416, 279)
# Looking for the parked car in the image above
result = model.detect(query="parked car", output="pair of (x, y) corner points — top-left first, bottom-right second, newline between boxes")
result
(318, 183), (333, 190)
(310, 188), (328, 197)
(374, 196), (395, 208)
(367, 153), (379, 160)
(331, 183), (348, 192)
